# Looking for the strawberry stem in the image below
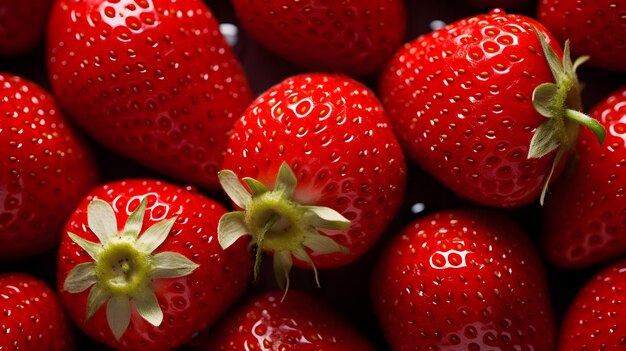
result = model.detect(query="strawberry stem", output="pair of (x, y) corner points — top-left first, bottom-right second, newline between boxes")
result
(564, 109), (606, 145)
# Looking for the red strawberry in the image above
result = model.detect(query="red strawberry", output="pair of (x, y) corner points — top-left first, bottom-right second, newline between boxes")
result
(47, 0), (252, 190)
(372, 210), (555, 350)
(379, 9), (605, 207)
(559, 259), (626, 350)
(0, 73), (99, 261)
(0, 273), (76, 350)
(231, 0), (406, 76)
(0, 0), (52, 56)
(544, 87), (626, 268)
(57, 179), (252, 351)
(203, 290), (376, 350)
(218, 73), (406, 288)
(538, 0), (626, 72)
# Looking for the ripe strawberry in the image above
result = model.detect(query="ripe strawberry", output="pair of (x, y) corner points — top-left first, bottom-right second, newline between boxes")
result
(544, 87), (626, 268)
(0, 273), (76, 350)
(231, 0), (406, 76)
(372, 210), (555, 350)
(379, 9), (605, 207)
(57, 179), (252, 351)
(47, 0), (252, 190)
(0, 0), (52, 56)
(203, 290), (376, 350)
(560, 259), (626, 350)
(0, 73), (99, 261)
(538, 0), (626, 72)
(218, 73), (406, 288)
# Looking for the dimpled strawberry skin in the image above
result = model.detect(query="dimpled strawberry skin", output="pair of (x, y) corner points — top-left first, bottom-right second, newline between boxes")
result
(204, 290), (376, 351)
(57, 180), (252, 351)
(0, 73), (99, 261)
(222, 73), (407, 269)
(47, 0), (252, 189)
(538, 0), (626, 72)
(380, 10), (563, 207)
(372, 210), (555, 350)
(0, 273), (76, 350)
(560, 260), (626, 350)
(231, 0), (406, 76)
(544, 87), (626, 268)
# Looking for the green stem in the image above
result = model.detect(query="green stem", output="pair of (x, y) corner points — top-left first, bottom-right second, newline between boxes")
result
(253, 214), (278, 282)
(565, 109), (606, 145)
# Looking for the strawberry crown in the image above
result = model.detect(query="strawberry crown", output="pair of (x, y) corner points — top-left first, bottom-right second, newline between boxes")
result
(63, 198), (199, 340)
(529, 27), (606, 204)
(218, 162), (350, 296)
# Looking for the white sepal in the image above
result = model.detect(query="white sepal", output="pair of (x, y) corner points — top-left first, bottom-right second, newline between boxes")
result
(133, 286), (163, 327)
(217, 211), (249, 249)
(136, 217), (177, 254)
(64, 262), (97, 293)
(87, 199), (118, 245)
(151, 252), (200, 279)
(107, 295), (131, 341)
(218, 170), (252, 209)
(122, 198), (147, 239)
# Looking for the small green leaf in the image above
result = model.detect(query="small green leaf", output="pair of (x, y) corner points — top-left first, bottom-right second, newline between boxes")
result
(68, 232), (102, 259)
(292, 248), (320, 288)
(540, 148), (566, 206)
(243, 177), (269, 197)
(303, 206), (351, 230)
(217, 211), (249, 249)
(64, 262), (97, 293)
(528, 119), (561, 159)
(274, 162), (297, 197)
(86, 283), (111, 320)
(132, 286), (163, 327)
(532, 83), (558, 118)
(302, 231), (349, 255)
(218, 170), (252, 209)
(122, 198), (147, 239)
(136, 216), (177, 254)
(533, 27), (565, 81)
(562, 40), (573, 74)
(151, 252), (199, 279)
(107, 295), (131, 341)
(273, 250), (293, 292)
(87, 199), (119, 245)
(573, 55), (590, 72)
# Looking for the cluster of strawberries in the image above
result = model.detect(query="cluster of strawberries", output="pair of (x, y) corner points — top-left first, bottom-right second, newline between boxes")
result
(1, 0), (625, 350)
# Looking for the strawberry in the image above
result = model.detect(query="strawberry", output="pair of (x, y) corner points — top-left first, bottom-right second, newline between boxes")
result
(0, 272), (76, 350)
(217, 73), (406, 288)
(0, 0), (52, 56)
(231, 0), (406, 76)
(202, 290), (376, 350)
(47, 0), (252, 190)
(379, 9), (605, 207)
(0, 73), (99, 261)
(57, 179), (252, 351)
(372, 210), (555, 350)
(559, 259), (626, 350)
(538, 0), (626, 72)
(544, 86), (626, 268)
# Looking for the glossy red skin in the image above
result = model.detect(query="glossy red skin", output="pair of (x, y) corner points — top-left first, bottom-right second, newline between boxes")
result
(372, 210), (555, 350)
(379, 10), (564, 208)
(0, 0), (52, 56)
(560, 259), (626, 350)
(0, 273), (76, 350)
(231, 0), (406, 76)
(0, 73), (99, 261)
(57, 179), (252, 351)
(538, 0), (626, 72)
(47, 0), (252, 189)
(222, 73), (407, 269)
(544, 87), (626, 268)
(203, 290), (376, 351)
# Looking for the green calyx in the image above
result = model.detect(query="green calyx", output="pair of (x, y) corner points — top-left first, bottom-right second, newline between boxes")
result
(529, 27), (606, 205)
(63, 198), (199, 341)
(217, 162), (350, 294)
